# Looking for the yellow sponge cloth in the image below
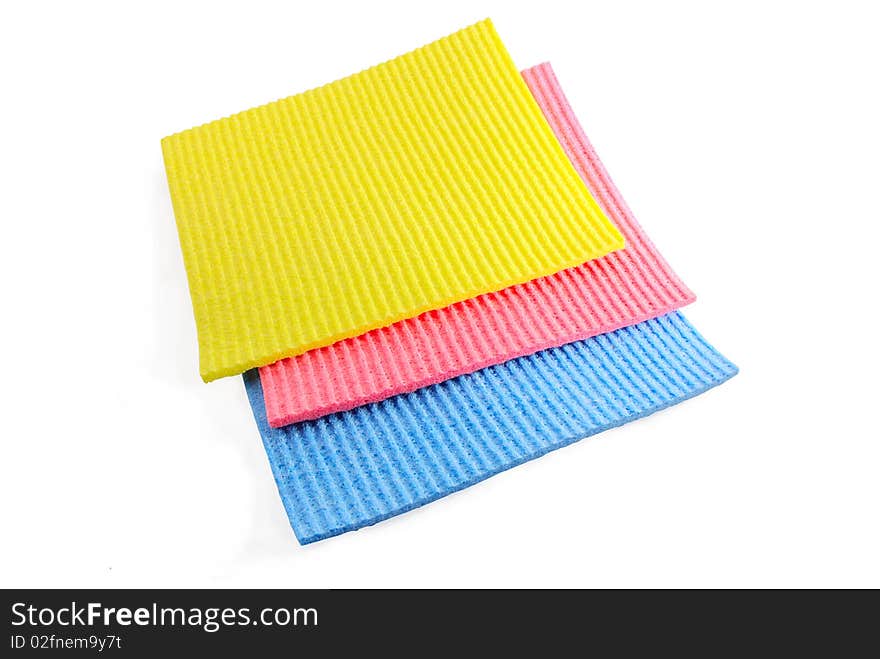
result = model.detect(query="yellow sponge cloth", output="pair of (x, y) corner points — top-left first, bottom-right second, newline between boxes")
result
(162, 19), (624, 381)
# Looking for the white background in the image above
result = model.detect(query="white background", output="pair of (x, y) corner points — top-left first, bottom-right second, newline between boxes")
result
(1, 0), (878, 588)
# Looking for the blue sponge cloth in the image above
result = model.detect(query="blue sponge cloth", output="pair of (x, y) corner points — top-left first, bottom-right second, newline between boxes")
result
(245, 311), (738, 544)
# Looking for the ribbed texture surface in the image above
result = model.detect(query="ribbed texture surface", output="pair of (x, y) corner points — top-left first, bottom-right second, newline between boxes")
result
(162, 20), (624, 381)
(246, 311), (738, 545)
(260, 63), (695, 427)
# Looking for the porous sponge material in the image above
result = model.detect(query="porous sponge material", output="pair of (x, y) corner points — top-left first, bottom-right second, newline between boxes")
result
(259, 63), (695, 427)
(162, 20), (624, 382)
(245, 311), (738, 545)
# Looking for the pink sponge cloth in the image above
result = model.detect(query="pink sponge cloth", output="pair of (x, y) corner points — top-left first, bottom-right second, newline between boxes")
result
(259, 62), (695, 427)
